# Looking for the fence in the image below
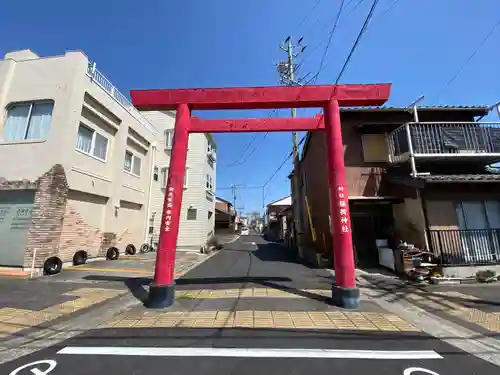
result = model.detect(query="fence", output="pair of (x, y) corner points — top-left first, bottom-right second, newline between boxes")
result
(428, 228), (500, 266)
(86, 62), (157, 135)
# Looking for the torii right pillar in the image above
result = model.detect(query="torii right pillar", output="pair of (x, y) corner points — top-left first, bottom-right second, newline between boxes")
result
(324, 99), (359, 309)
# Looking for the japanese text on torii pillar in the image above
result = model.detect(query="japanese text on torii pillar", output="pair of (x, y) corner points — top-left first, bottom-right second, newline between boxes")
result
(337, 185), (349, 234)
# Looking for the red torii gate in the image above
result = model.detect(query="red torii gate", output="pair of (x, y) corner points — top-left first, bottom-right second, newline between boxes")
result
(130, 83), (391, 309)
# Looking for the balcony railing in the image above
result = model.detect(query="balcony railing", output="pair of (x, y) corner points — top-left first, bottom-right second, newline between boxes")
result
(388, 122), (500, 163)
(428, 228), (500, 266)
(86, 62), (157, 135)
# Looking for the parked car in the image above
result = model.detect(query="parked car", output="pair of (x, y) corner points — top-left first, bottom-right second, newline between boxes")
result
(241, 227), (250, 236)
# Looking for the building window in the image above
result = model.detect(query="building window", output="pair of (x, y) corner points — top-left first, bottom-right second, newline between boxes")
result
(76, 123), (108, 161)
(187, 208), (197, 220)
(205, 174), (213, 191)
(3, 101), (54, 142)
(161, 167), (168, 187)
(208, 158), (214, 169)
(124, 151), (141, 176)
(160, 166), (189, 188)
(153, 166), (159, 181)
(165, 130), (173, 149)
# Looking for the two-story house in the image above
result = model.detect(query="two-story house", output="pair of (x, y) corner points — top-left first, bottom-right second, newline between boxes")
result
(141, 111), (217, 250)
(266, 196), (291, 241)
(0, 49), (215, 277)
(297, 106), (500, 277)
(215, 196), (236, 230)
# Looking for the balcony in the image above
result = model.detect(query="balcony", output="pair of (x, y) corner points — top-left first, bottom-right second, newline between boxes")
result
(86, 62), (157, 135)
(388, 122), (500, 165)
(428, 228), (500, 266)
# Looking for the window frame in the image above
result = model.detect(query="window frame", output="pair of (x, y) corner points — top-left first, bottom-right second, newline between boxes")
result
(124, 150), (142, 177)
(165, 129), (173, 150)
(153, 166), (159, 181)
(160, 166), (189, 189)
(3, 100), (54, 142)
(75, 123), (109, 162)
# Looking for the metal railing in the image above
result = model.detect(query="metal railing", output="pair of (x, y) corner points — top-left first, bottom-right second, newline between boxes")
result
(388, 122), (500, 162)
(428, 228), (500, 266)
(86, 62), (157, 135)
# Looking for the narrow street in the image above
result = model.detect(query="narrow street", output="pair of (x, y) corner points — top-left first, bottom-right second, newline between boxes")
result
(1, 235), (499, 375)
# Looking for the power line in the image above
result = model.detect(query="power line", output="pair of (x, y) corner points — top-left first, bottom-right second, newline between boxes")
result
(262, 135), (308, 188)
(220, 109), (277, 168)
(312, 0), (346, 84)
(303, 0), (401, 84)
(435, 15), (500, 100)
(294, 0), (323, 32)
(299, 0), (364, 66)
(334, 0), (380, 85)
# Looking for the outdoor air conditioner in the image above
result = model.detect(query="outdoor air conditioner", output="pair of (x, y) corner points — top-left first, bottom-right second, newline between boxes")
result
(207, 150), (216, 161)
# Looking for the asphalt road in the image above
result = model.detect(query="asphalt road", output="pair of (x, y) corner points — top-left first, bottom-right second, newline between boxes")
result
(2, 235), (498, 375)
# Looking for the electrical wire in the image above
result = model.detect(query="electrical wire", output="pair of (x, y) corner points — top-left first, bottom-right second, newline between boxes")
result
(294, 0), (323, 32)
(302, 0), (401, 84)
(311, 0), (346, 84)
(299, 0), (364, 66)
(333, 0), (380, 86)
(221, 109), (277, 167)
(435, 15), (500, 100)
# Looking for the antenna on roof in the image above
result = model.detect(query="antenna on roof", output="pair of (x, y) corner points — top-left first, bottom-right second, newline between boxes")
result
(406, 95), (425, 122)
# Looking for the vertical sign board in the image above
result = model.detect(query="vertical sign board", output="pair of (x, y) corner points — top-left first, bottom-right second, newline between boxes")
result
(0, 191), (35, 266)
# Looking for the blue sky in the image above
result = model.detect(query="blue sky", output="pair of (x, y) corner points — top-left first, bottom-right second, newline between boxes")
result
(2, 0), (499, 213)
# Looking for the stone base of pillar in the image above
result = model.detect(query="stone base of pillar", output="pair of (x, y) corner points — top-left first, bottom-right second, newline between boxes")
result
(331, 285), (360, 310)
(146, 283), (175, 308)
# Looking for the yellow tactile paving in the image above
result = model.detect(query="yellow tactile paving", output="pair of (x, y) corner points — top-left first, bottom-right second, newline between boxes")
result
(406, 290), (500, 334)
(175, 288), (332, 299)
(99, 309), (420, 331)
(0, 287), (126, 338)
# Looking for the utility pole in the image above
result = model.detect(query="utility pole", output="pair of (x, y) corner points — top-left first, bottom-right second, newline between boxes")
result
(279, 36), (306, 258)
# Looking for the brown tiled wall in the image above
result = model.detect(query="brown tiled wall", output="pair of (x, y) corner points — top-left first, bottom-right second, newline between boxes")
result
(23, 164), (68, 268)
(1, 164), (137, 270)
(58, 203), (104, 261)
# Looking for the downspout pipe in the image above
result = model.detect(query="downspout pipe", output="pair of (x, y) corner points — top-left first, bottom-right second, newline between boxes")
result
(144, 143), (157, 243)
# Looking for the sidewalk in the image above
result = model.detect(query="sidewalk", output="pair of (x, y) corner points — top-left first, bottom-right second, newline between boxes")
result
(0, 250), (212, 342)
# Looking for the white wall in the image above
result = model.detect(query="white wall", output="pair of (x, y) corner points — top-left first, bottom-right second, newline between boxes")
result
(141, 110), (216, 248)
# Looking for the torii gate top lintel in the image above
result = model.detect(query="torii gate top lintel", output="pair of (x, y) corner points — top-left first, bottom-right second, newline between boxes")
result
(130, 83), (391, 111)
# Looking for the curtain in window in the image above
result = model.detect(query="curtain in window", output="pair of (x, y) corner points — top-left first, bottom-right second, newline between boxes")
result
(132, 155), (141, 175)
(93, 133), (108, 160)
(26, 103), (53, 140)
(76, 125), (93, 153)
(3, 105), (29, 141)
(124, 153), (132, 172)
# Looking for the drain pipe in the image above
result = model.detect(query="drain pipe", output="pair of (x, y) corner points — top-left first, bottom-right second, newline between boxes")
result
(406, 95), (424, 178)
(144, 143), (157, 243)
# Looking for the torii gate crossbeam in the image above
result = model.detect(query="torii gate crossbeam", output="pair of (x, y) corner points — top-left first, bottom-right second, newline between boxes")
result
(130, 83), (391, 310)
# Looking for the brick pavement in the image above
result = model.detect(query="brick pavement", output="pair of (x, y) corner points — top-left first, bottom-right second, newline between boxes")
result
(98, 286), (420, 332)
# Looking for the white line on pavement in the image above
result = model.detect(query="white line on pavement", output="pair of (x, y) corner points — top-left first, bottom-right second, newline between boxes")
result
(57, 347), (443, 359)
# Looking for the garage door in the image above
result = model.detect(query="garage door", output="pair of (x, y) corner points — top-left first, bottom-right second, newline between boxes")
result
(0, 191), (35, 267)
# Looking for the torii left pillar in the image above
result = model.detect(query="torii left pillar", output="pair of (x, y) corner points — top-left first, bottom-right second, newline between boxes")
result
(147, 103), (190, 307)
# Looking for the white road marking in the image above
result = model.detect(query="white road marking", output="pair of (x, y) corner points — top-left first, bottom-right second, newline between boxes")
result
(9, 360), (57, 375)
(57, 347), (443, 359)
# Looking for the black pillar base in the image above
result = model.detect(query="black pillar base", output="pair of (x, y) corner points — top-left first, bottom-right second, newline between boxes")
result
(331, 285), (360, 310)
(145, 283), (175, 308)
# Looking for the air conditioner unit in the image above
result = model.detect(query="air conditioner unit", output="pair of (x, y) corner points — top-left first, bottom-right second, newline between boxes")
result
(207, 150), (216, 161)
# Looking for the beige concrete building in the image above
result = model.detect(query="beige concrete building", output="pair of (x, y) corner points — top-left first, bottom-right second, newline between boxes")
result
(0, 49), (216, 276)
